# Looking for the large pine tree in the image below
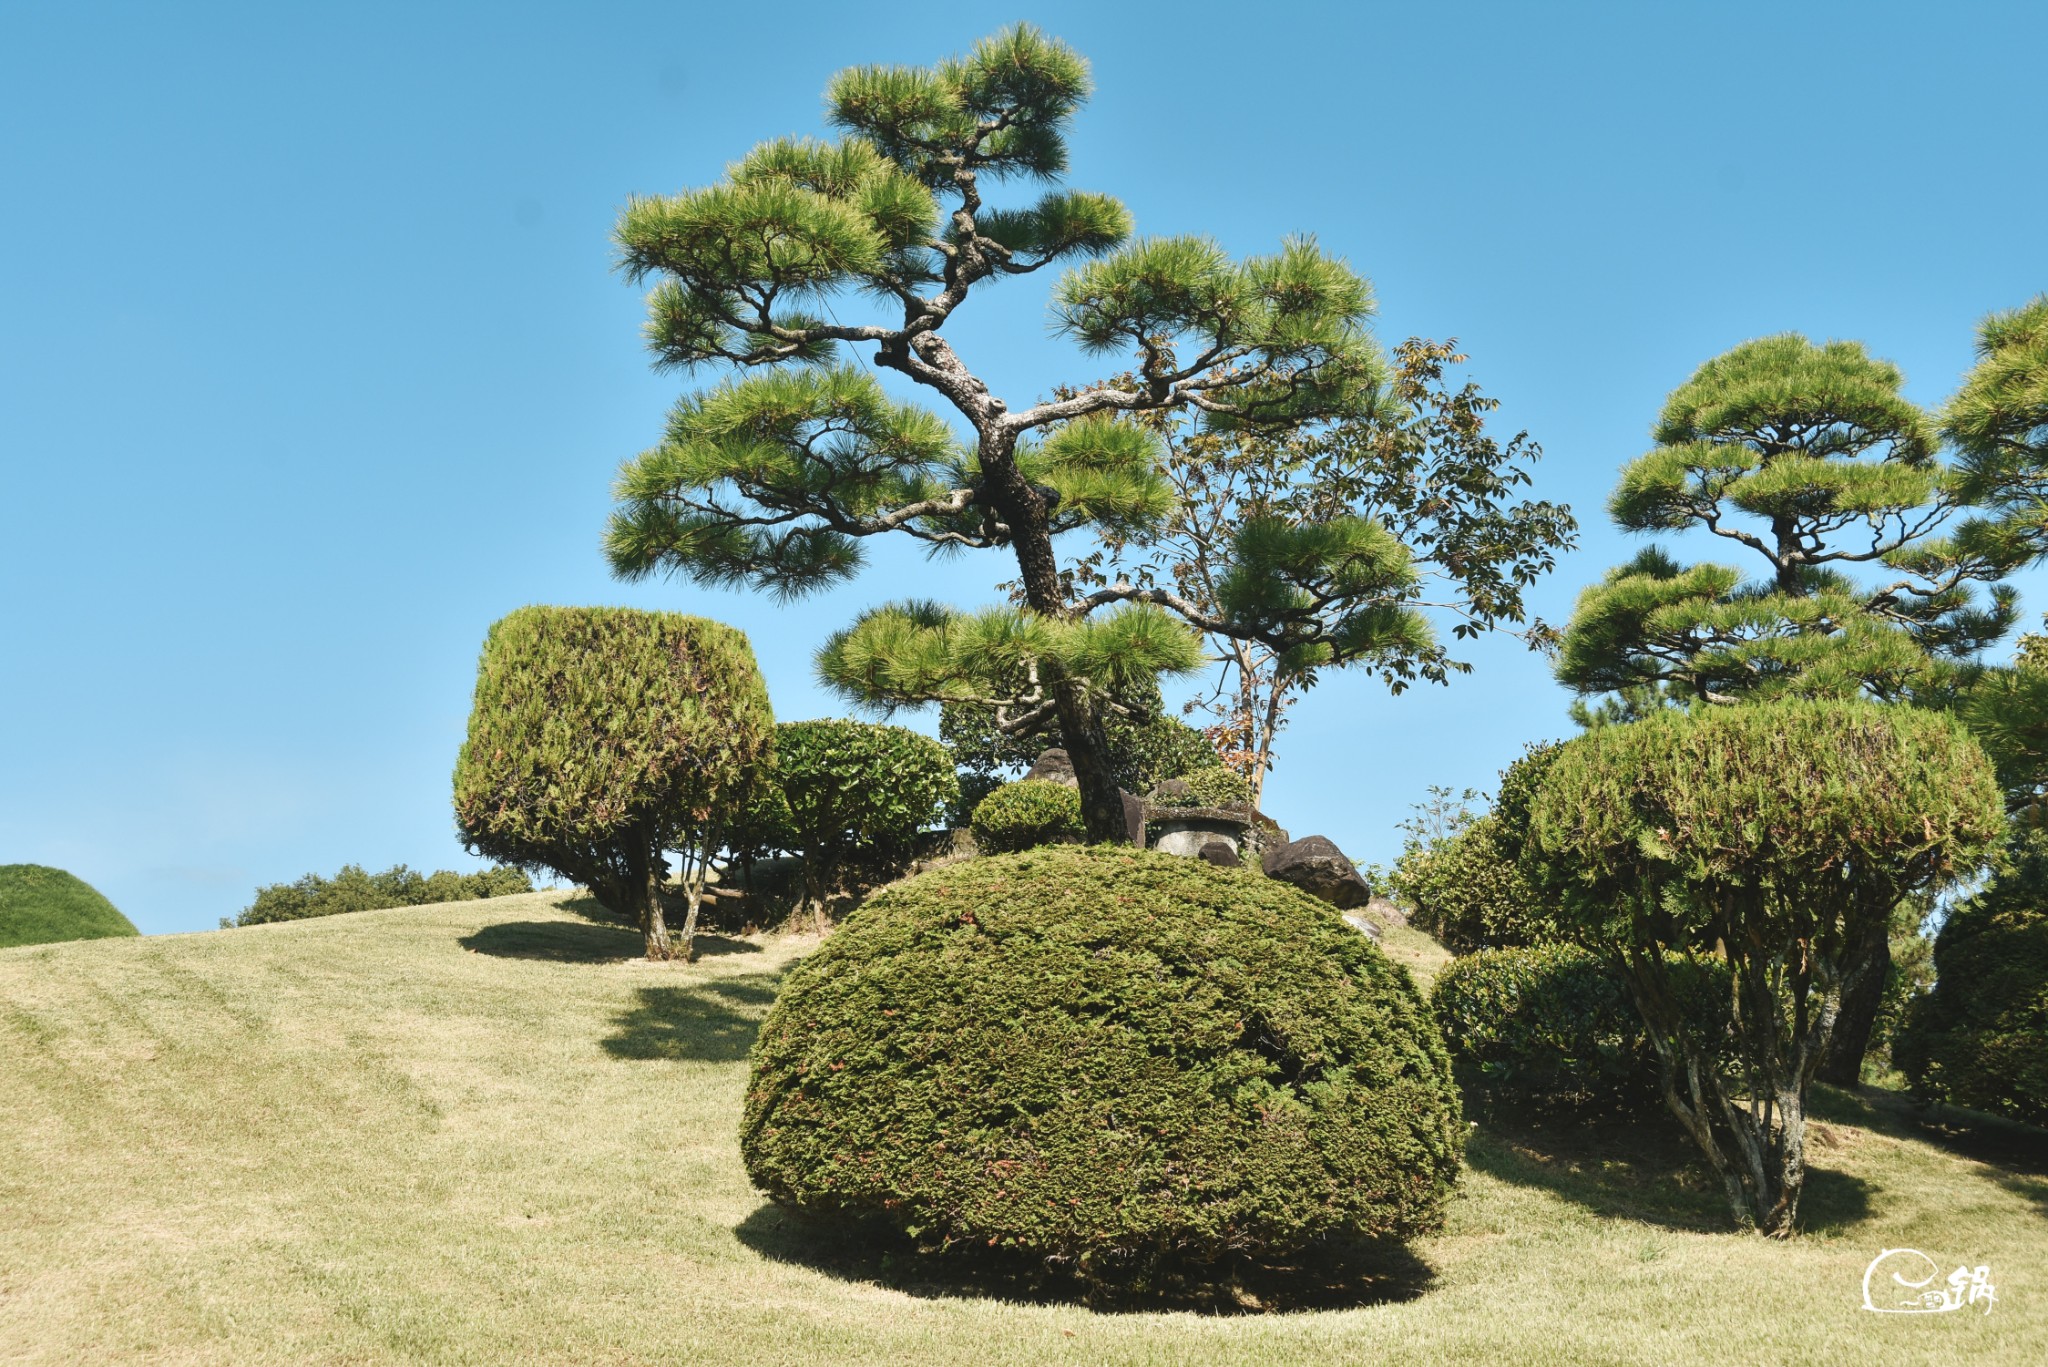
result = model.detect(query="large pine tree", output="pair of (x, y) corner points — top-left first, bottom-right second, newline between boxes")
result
(601, 26), (1497, 840)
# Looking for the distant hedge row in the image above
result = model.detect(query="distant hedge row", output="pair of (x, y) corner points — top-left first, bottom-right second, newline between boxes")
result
(226, 863), (532, 927)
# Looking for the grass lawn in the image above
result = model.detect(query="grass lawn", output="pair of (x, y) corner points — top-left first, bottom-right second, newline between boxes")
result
(1, 891), (2041, 1365)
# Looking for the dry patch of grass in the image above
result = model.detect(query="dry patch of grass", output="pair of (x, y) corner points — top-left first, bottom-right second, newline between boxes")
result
(2, 891), (2041, 1364)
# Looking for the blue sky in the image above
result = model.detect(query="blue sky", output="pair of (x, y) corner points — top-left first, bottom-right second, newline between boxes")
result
(3, 1), (2043, 933)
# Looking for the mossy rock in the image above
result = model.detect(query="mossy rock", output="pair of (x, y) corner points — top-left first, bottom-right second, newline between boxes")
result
(0, 865), (139, 948)
(741, 847), (1463, 1284)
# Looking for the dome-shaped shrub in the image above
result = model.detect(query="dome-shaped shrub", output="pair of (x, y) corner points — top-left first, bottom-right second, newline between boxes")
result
(0, 865), (139, 948)
(969, 779), (1083, 854)
(741, 847), (1463, 1283)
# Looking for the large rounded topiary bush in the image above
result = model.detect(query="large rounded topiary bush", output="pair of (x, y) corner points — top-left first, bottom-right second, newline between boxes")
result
(0, 865), (139, 948)
(741, 847), (1463, 1283)
(969, 779), (1083, 854)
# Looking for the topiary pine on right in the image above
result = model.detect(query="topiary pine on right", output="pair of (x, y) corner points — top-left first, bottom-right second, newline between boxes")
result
(740, 846), (1463, 1288)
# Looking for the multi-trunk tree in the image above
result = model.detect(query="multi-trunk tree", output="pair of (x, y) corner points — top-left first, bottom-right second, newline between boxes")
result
(602, 25), (1554, 840)
(1529, 700), (2002, 1236)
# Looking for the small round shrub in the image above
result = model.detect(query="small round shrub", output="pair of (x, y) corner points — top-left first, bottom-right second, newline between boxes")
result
(969, 780), (1083, 854)
(775, 720), (958, 898)
(1147, 765), (1254, 810)
(1897, 834), (2048, 1127)
(0, 865), (138, 948)
(741, 847), (1464, 1284)
(1430, 945), (1729, 1119)
(1396, 815), (1557, 953)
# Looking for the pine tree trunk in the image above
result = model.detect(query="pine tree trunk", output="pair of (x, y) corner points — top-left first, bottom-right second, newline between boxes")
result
(1817, 921), (1890, 1088)
(983, 430), (1130, 844)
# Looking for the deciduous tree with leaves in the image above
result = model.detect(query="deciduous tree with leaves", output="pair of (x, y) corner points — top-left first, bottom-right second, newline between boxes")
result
(1076, 339), (1575, 805)
(602, 25), (1543, 840)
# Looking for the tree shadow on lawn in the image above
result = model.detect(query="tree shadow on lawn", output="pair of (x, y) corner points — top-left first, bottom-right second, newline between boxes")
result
(733, 1204), (1435, 1314)
(600, 971), (786, 1063)
(1467, 1107), (1874, 1236)
(461, 920), (762, 963)
(1812, 1084), (2048, 1219)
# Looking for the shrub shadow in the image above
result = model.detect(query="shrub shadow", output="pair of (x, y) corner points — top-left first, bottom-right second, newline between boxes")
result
(601, 971), (786, 1063)
(1466, 1113), (1874, 1236)
(732, 1203), (1434, 1313)
(462, 920), (641, 962)
(462, 919), (763, 963)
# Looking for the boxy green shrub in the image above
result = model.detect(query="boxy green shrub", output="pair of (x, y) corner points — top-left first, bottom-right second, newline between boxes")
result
(774, 719), (957, 905)
(741, 847), (1464, 1287)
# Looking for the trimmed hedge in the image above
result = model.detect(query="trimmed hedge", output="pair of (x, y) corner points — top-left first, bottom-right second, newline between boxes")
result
(227, 863), (532, 928)
(0, 865), (138, 948)
(1430, 945), (1729, 1119)
(741, 847), (1464, 1285)
(968, 780), (1083, 854)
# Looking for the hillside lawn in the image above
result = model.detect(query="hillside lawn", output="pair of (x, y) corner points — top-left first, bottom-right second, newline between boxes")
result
(1, 890), (2041, 1365)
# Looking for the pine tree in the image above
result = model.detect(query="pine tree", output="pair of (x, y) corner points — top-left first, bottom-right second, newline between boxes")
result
(1555, 334), (2021, 1086)
(602, 26), (1476, 841)
(1557, 335), (2015, 710)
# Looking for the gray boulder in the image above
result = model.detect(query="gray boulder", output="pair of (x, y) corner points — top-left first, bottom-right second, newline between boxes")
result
(1197, 839), (1240, 868)
(1023, 748), (1078, 787)
(1260, 835), (1371, 910)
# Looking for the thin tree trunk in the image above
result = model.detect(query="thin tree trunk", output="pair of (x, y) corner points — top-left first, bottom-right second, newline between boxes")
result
(628, 831), (674, 960)
(674, 844), (706, 964)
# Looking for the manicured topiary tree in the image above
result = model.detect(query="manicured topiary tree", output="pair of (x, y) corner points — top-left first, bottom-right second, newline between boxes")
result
(773, 719), (956, 909)
(741, 846), (1463, 1288)
(1896, 829), (2048, 1127)
(0, 865), (138, 948)
(453, 606), (773, 960)
(1527, 701), (2002, 1235)
(968, 779), (1082, 853)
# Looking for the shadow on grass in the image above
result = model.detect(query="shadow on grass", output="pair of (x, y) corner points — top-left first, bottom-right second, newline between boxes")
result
(461, 920), (762, 964)
(1466, 1110), (1875, 1236)
(601, 971), (786, 1063)
(732, 1204), (1434, 1314)
(1814, 1084), (2048, 1219)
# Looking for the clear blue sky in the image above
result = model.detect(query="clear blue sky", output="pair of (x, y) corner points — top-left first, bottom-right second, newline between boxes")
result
(3, 2), (2043, 933)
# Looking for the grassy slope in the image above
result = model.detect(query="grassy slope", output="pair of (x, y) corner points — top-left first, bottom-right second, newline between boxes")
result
(0, 864), (139, 948)
(0, 892), (2040, 1366)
